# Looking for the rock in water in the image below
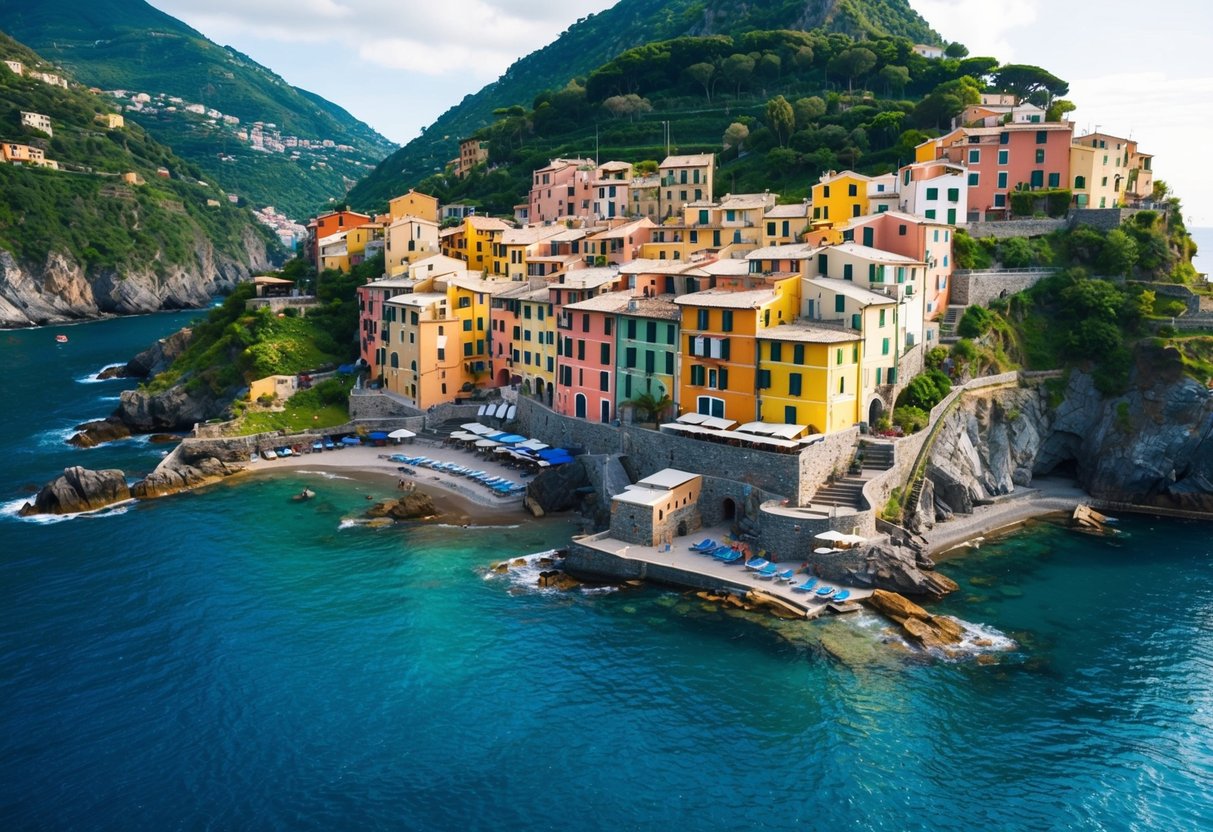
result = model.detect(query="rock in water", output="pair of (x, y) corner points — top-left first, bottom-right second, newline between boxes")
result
(365, 492), (438, 521)
(865, 589), (964, 649)
(19, 466), (131, 516)
(68, 418), (132, 448)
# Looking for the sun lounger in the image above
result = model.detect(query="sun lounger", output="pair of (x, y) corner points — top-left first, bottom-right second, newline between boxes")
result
(715, 549), (745, 563)
(832, 590), (851, 603)
(754, 563), (779, 579)
(689, 539), (715, 552)
(744, 557), (770, 571)
(774, 569), (795, 582)
(793, 577), (819, 593)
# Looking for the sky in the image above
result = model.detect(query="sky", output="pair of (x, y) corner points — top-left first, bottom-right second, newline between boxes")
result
(153, 0), (1213, 226)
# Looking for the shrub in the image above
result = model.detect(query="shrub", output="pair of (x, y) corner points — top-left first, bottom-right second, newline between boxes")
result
(924, 346), (949, 370)
(952, 339), (978, 362)
(897, 369), (952, 411)
(957, 305), (996, 338)
(892, 405), (929, 434)
(997, 237), (1034, 268)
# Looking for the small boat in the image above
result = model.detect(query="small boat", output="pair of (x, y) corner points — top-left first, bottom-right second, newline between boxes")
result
(55, 334), (68, 343)
(815, 586), (836, 601)
(292, 488), (316, 502)
(261, 449), (278, 460)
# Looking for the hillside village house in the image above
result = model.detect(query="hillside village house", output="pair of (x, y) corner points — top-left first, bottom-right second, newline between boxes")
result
(763, 201), (812, 247)
(94, 113), (125, 129)
(1070, 132), (1153, 209)
(456, 138), (488, 178)
(529, 158), (596, 224)
(388, 189), (440, 224)
(811, 171), (870, 226)
(3, 60), (23, 75)
(385, 215), (439, 275)
(308, 210), (371, 270)
(20, 111), (52, 137)
(659, 153), (714, 219)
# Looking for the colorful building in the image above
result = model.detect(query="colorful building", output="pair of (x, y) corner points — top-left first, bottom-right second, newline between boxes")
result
(592, 161), (633, 220)
(658, 153), (714, 220)
(385, 216), (440, 275)
(463, 215), (513, 274)
(585, 218), (655, 265)
(846, 211), (955, 321)
(494, 225), (569, 280)
(674, 276), (799, 422)
(388, 190), (440, 224)
(757, 324), (862, 433)
(456, 139), (488, 178)
(1070, 132), (1152, 209)
(811, 171), (871, 226)
(556, 295), (621, 423)
(529, 158), (596, 224)
(763, 201), (812, 246)
(308, 210), (371, 270)
(895, 160), (968, 225)
(512, 286), (558, 401)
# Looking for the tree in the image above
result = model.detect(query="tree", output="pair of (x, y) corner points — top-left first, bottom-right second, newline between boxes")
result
(878, 65), (910, 96)
(721, 53), (755, 97)
(723, 122), (749, 150)
(1046, 98), (1076, 123)
(945, 42), (969, 58)
(686, 62), (717, 103)
(993, 64), (1069, 108)
(792, 45), (815, 71)
(793, 96), (826, 129)
(1099, 229), (1139, 276)
(627, 390), (673, 423)
(828, 47), (877, 92)
(603, 94), (652, 121)
(765, 95), (795, 147)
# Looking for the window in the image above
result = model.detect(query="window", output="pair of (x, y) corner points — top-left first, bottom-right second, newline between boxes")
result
(667, 325), (676, 345)
(645, 351), (655, 373)
(463, 319), (472, 331)
(997, 172), (1008, 189)
(925, 209), (936, 220)
(1048, 172), (1060, 188)
(818, 253), (828, 274)
(898, 224), (907, 236)
(823, 185), (831, 198)
(843, 263), (853, 281)
(577, 341), (585, 360)
(994, 194), (1006, 208)
(770, 342), (782, 362)
(882, 338), (890, 356)
(691, 364), (705, 386)
(998, 149), (1009, 165)
(581, 314), (590, 332)
(626, 319), (636, 339)
(625, 347), (636, 368)
(697, 309), (709, 330)
(721, 310), (733, 332)
(1036, 130), (1048, 144)
(1000, 132), (1010, 145)
(758, 369), (771, 389)
(947, 187), (960, 202)
(646, 321), (657, 342)
(947, 208), (957, 225)
(839, 377), (846, 395)
(600, 343), (610, 364)
(788, 373), (802, 395)
(784, 405), (797, 424)
(968, 149), (980, 164)
(879, 309), (886, 327)
(604, 318), (613, 336)
(848, 183), (858, 197)
(1035, 148), (1045, 164)
(600, 371), (609, 392)
(1075, 175), (1087, 189)
(437, 348), (445, 361)
(767, 222), (776, 236)
(836, 348), (843, 365)
(463, 342), (473, 356)
(793, 344), (805, 365)
(1031, 170), (1044, 188)
(926, 187), (939, 200)
(967, 172), (979, 186)
(835, 295), (845, 314)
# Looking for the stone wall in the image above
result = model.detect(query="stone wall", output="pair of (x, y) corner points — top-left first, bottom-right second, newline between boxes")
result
(755, 508), (847, 564)
(1071, 208), (1140, 233)
(951, 269), (1055, 307)
(796, 428), (861, 503)
(964, 218), (1066, 239)
(349, 389), (421, 420)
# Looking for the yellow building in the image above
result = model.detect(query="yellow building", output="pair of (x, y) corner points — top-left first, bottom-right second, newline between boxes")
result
(757, 324), (862, 434)
(762, 201), (812, 247)
(494, 225), (568, 280)
(658, 153), (715, 220)
(673, 276), (799, 422)
(639, 224), (709, 261)
(381, 271), (512, 408)
(686, 193), (774, 257)
(385, 216), (439, 275)
(1071, 133), (1144, 209)
(463, 215), (512, 274)
(345, 222), (385, 267)
(388, 189), (440, 224)
(514, 286), (558, 399)
(811, 171), (871, 227)
(801, 277), (899, 424)
(319, 231), (351, 273)
(94, 113), (124, 129)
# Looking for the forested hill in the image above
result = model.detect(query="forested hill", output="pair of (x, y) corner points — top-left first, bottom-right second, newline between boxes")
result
(350, 29), (1055, 218)
(0, 32), (274, 285)
(347, 0), (940, 207)
(0, 0), (396, 219)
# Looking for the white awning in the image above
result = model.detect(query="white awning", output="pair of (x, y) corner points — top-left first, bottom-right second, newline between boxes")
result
(516, 439), (549, 451)
(461, 423), (495, 435)
(735, 421), (806, 440)
(475, 439), (500, 448)
(699, 416), (737, 430)
(388, 428), (416, 439)
(677, 413), (709, 425)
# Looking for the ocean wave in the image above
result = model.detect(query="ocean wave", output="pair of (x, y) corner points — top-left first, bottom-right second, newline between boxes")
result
(0, 495), (134, 524)
(295, 470), (355, 481)
(37, 426), (82, 448)
(338, 519), (361, 530)
(76, 365), (126, 384)
(483, 549), (566, 594)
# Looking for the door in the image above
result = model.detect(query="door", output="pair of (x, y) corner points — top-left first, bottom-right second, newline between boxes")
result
(600, 400), (611, 423)
(575, 393), (586, 418)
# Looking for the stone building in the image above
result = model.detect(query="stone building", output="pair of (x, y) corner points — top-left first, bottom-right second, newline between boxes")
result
(609, 469), (702, 546)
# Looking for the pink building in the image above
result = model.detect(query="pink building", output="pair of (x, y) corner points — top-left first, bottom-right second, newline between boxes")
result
(529, 158), (596, 224)
(556, 297), (618, 423)
(845, 211), (955, 321)
(585, 218), (656, 265)
(928, 122), (1073, 219)
(357, 276), (420, 381)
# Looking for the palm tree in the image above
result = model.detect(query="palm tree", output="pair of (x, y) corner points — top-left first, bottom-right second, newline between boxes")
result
(628, 391), (673, 424)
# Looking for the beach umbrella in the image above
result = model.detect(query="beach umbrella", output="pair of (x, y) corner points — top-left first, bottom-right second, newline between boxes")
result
(814, 530), (848, 543)
(475, 439), (500, 448)
(388, 429), (416, 439)
(340, 436), (361, 446)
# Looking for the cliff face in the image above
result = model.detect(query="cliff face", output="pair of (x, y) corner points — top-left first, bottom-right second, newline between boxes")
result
(0, 227), (270, 327)
(917, 348), (1213, 526)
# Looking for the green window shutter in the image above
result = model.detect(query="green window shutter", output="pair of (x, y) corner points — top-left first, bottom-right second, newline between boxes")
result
(793, 344), (805, 365)
(835, 295), (845, 313)
(771, 342), (782, 362)
(997, 172), (1008, 189)
(882, 338), (890, 356)
(843, 264), (853, 281)
(1048, 172), (1060, 188)
(789, 373), (802, 395)
(926, 187), (938, 200)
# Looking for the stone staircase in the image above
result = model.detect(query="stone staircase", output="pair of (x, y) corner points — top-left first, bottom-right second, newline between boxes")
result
(938, 305), (966, 342)
(810, 476), (868, 510)
(860, 440), (895, 472)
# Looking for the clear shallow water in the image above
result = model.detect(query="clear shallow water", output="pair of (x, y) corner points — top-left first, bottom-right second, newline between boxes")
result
(2, 315), (1213, 831)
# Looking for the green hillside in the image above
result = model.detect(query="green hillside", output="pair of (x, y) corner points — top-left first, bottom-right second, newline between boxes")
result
(347, 0), (940, 207)
(0, 0), (396, 219)
(375, 29), (1022, 216)
(0, 33), (276, 272)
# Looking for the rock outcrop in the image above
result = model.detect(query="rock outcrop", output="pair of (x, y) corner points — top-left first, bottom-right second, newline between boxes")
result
(365, 492), (439, 521)
(19, 466), (131, 516)
(525, 457), (593, 517)
(0, 228), (270, 328)
(816, 542), (959, 599)
(116, 384), (229, 432)
(68, 418), (132, 448)
(96, 328), (195, 381)
(865, 589), (964, 649)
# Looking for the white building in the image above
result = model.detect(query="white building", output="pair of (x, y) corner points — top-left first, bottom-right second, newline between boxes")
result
(896, 160), (968, 226)
(20, 111), (52, 137)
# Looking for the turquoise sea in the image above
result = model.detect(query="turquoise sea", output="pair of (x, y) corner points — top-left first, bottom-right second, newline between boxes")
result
(2, 313), (1212, 831)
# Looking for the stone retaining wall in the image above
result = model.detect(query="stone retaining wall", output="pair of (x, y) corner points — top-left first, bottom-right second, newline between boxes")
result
(952, 270), (1055, 307)
(349, 389), (421, 420)
(964, 219), (1066, 239)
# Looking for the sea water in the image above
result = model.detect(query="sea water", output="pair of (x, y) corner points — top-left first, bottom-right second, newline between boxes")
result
(2, 314), (1212, 831)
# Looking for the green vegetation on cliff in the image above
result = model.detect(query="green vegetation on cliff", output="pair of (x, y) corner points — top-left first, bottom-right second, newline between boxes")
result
(0, 0), (395, 217)
(348, 0), (942, 207)
(360, 27), (1045, 216)
(0, 32), (276, 270)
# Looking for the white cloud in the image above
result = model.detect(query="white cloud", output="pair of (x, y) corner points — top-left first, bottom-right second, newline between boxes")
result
(912, 0), (1040, 58)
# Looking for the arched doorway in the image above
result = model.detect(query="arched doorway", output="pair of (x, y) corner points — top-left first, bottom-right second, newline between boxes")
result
(721, 498), (736, 522)
(545, 381), (554, 406)
(868, 397), (884, 427)
(495, 368), (510, 387)
(575, 393), (587, 419)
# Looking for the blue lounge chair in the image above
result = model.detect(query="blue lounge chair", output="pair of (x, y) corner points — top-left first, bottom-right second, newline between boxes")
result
(774, 569), (796, 582)
(744, 557), (770, 571)
(793, 577), (819, 593)
(815, 586), (836, 600)
(689, 539), (715, 552)
(754, 563), (779, 579)
(713, 548), (744, 563)
(832, 590), (851, 603)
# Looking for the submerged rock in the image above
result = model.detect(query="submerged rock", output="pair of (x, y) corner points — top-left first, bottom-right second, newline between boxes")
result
(816, 542), (959, 599)
(365, 492), (438, 521)
(68, 418), (132, 448)
(865, 589), (964, 650)
(19, 466), (131, 516)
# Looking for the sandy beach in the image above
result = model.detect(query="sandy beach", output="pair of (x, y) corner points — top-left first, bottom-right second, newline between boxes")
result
(238, 441), (532, 524)
(920, 478), (1089, 557)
